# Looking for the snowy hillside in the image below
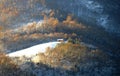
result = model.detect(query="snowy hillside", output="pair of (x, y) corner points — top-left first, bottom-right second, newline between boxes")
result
(8, 42), (61, 57)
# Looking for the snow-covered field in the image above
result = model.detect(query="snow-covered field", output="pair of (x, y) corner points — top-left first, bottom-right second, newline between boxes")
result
(8, 42), (61, 57)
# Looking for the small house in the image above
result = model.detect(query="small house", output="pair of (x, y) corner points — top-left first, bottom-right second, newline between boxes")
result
(57, 39), (64, 42)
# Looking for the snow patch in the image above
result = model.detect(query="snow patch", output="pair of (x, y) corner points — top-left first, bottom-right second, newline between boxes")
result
(8, 42), (61, 57)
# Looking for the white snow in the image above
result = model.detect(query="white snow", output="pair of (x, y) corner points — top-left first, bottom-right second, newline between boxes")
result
(8, 42), (61, 57)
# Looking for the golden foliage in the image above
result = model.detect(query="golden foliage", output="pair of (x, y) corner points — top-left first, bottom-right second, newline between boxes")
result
(0, 26), (4, 39)
(0, 1), (19, 23)
(34, 42), (109, 71)
(0, 32), (4, 39)
(0, 53), (34, 76)
(63, 15), (74, 24)
(63, 15), (86, 29)
(0, 26), (3, 30)
(47, 17), (59, 26)
(35, 43), (87, 70)
(0, 53), (17, 70)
